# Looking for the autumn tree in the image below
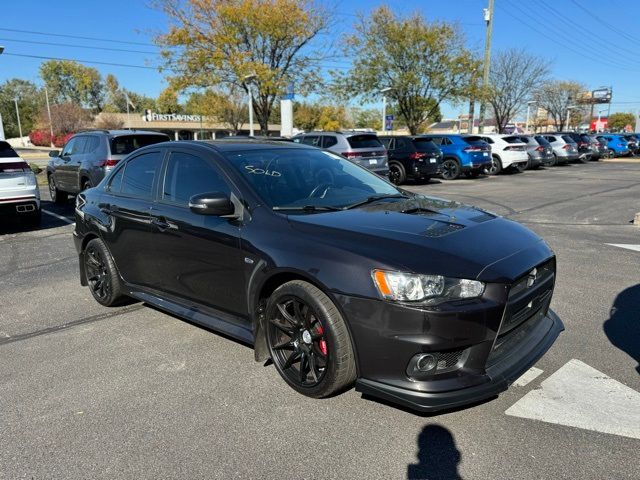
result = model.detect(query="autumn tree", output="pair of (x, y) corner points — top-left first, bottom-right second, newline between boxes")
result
(487, 49), (549, 133)
(0, 79), (43, 138)
(155, 0), (330, 135)
(40, 60), (105, 112)
(156, 87), (182, 114)
(334, 7), (477, 134)
(535, 80), (587, 131)
(607, 112), (635, 132)
(37, 103), (93, 136)
(294, 102), (322, 131)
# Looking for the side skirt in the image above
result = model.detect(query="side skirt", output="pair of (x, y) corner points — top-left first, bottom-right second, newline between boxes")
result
(126, 286), (255, 346)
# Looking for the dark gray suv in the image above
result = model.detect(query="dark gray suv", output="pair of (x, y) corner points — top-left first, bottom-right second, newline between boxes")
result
(47, 130), (169, 203)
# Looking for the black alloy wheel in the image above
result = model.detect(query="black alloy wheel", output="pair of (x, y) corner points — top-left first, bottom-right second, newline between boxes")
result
(265, 281), (356, 398)
(441, 159), (461, 180)
(388, 163), (405, 185)
(84, 238), (126, 307)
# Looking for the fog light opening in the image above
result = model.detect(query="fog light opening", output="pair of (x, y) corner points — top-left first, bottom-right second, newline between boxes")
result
(416, 354), (437, 372)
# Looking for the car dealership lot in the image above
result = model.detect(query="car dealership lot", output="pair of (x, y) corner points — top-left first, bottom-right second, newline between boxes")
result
(1, 162), (639, 479)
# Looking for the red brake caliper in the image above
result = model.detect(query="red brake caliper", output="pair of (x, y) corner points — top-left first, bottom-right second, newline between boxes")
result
(317, 325), (328, 356)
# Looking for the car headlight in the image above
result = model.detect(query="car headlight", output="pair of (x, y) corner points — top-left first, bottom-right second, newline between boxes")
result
(372, 269), (485, 304)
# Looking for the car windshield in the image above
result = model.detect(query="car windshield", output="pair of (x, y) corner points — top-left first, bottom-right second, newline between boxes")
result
(110, 134), (168, 155)
(223, 148), (400, 210)
(0, 141), (19, 158)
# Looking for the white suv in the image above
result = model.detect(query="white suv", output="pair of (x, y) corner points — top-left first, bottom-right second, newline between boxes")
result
(478, 134), (529, 175)
(0, 141), (41, 226)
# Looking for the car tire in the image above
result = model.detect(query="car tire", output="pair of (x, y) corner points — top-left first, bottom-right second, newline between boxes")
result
(441, 158), (461, 180)
(550, 154), (558, 166)
(265, 280), (356, 399)
(82, 179), (92, 191)
(48, 175), (68, 204)
(607, 149), (615, 159)
(388, 162), (406, 185)
(84, 238), (127, 307)
(486, 156), (502, 175)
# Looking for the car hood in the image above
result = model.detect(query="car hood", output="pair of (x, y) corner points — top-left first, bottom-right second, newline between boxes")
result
(287, 196), (552, 283)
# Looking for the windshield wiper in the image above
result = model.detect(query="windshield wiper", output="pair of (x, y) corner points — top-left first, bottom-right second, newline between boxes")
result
(272, 205), (342, 212)
(343, 194), (409, 210)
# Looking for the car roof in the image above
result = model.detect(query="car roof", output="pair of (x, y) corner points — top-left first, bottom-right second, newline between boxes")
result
(195, 139), (313, 152)
(76, 129), (170, 137)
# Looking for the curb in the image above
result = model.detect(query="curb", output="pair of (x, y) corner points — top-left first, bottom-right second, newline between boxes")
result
(601, 158), (640, 164)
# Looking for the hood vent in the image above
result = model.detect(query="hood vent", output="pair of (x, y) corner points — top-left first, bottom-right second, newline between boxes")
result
(423, 222), (465, 238)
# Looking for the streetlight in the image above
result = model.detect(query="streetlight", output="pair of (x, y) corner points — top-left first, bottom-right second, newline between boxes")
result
(596, 108), (607, 132)
(243, 74), (257, 136)
(380, 87), (393, 133)
(565, 105), (578, 131)
(525, 100), (537, 133)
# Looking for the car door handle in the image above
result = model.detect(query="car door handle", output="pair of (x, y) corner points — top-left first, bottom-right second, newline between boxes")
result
(151, 217), (176, 231)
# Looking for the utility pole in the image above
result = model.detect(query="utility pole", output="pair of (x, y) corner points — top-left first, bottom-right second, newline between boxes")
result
(478, 0), (494, 134)
(45, 87), (55, 148)
(14, 98), (24, 146)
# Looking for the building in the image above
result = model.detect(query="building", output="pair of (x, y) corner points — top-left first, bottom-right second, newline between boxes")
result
(93, 111), (281, 139)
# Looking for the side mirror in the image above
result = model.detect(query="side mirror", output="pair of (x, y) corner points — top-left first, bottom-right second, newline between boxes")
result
(49, 150), (60, 158)
(189, 192), (235, 216)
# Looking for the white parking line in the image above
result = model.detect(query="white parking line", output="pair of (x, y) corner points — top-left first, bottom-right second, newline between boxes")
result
(42, 209), (74, 225)
(512, 366), (543, 387)
(506, 359), (640, 440)
(606, 243), (640, 253)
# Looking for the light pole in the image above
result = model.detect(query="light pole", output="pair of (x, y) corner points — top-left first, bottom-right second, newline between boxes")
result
(478, 0), (495, 133)
(14, 98), (24, 146)
(243, 74), (257, 136)
(44, 86), (55, 147)
(525, 101), (537, 133)
(0, 46), (4, 141)
(596, 109), (607, 132)
(380, 87), (392, 133)
(564, 105), (577, 131)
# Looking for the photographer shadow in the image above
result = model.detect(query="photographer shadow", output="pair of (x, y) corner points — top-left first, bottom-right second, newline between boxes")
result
(407, 424), (462, 480)
(603, 284), (640, 375)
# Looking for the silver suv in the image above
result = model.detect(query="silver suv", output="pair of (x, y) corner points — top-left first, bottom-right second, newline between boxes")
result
(46, 129), (170, 203)
(541, 134), (579, 166)
(0, 141), (41, 226)
(292, 131), (389, 176)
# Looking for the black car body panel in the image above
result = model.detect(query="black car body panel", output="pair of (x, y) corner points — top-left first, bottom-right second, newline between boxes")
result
(74, 140), (563, 412)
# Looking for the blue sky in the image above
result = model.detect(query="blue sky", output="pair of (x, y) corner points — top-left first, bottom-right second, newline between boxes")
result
(2, 0), (640, 119)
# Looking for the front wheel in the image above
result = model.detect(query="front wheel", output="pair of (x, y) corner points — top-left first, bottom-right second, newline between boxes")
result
(265, 280), (356, 398)
(48, 175), (68, 204)
(441, 159), (461, 180)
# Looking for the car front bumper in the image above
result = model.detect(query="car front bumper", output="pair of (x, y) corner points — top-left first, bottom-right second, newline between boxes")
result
(334, 258), (563, 412)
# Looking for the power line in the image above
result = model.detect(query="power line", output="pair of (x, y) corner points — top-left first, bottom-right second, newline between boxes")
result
(0, 37), (158, 55)
(3, 53), (160, 70)
(0, 27), (157, 47)
(569, 0), (640, 46)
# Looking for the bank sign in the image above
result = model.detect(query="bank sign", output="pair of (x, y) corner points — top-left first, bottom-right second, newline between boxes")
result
(143, 110), (208, 122)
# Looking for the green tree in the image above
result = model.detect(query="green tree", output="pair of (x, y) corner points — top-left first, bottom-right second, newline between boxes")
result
(103, 74), (156, 113)
(39, 60), (105, 112)
(0, 79), (43, 138)
(185, 88), (248, 134)
(155, 0), (330, 135)
(607, 112), (635, 132)
(487, 49), (549, 133)
(352, 108), (382, 131)
(294, 102), (322, 131)
(334, 7), (476, 134)
(156, 87), (182, 114)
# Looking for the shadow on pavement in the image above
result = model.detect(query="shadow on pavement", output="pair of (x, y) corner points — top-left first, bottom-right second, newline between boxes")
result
(407, 424), (462, 480)
(603, 284), (640, 375)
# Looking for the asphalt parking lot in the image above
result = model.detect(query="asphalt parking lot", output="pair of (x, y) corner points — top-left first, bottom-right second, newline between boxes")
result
(1, 161), (639, 479)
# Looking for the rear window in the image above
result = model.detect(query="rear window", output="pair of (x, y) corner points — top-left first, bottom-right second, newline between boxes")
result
(562, 135), (577, 144)
(110, 135), (168, 156)
(462, 136), (484, 144)
(411, 138), (440, 153)
(534, 136), (551, 146)
(0, 141), (19, 158)
(503, 136), (523, 144)
(0, 161), (30, 173)
(346, 134), (382, 149)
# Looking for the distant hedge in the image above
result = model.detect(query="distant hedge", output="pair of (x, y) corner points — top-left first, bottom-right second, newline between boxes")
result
(29, 130), (74, 148)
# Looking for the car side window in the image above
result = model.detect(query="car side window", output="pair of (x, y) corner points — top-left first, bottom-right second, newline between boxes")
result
(120, 150), (163, 199)
(162, 151), (230, 206)
(107, 165), (125, 193)
(61, 138), (78, 157)
(429, 137), (442, 145)
(301, 136), (321, 147)
(441, 137), (452, 146)
(322, 136), (338, 148)
(84, 136), (100, 153)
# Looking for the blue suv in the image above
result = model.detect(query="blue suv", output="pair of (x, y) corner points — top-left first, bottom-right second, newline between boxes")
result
(596, 134), (631, 158)
(421, 134), (492, 180)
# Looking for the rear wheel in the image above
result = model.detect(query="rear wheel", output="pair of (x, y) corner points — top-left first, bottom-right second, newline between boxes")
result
(388, 162), (406, 185)
(48, 175), (68, 204)
(84, 238), (127, 307)
(513, 162), (527, 173)
(81, 178), (92, 191)
(550, 154), (559, 166)
(607, 148), (616, 159)
(486, 156), (502, 175)
(265, 280), (356, 398)
(441, 158), (461, 180)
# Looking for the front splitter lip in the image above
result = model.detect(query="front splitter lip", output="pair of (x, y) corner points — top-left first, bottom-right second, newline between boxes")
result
(355, 309), (564, 413)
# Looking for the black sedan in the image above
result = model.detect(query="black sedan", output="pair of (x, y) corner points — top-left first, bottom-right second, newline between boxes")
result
(73, 140), (563, 412)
